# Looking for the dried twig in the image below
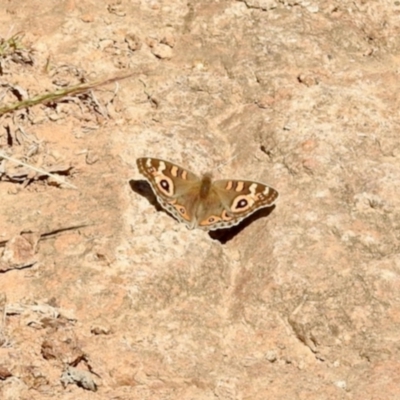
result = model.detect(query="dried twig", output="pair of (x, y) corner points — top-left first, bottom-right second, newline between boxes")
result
(0, 152), (77, 189)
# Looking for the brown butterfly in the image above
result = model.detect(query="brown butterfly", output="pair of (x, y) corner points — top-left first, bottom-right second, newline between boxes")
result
(137, 158), (279, 231)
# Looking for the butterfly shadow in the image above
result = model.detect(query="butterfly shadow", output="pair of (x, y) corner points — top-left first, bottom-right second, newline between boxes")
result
(129, 179), (165, 213)
(208, 205), (276, 244)
(129, 179), (276, 245)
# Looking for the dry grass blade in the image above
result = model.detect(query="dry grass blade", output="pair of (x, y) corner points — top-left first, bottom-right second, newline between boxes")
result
(0, 222), (92, 248)
(0, 152), (77, 189)
(0, 72), (136, 116)
(0, 32), (25, 57)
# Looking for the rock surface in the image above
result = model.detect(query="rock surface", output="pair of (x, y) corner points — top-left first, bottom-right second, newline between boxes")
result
(0, 0), (399, 398)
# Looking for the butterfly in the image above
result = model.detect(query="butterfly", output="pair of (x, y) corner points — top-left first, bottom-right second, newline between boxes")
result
(136, 157), (279, 231)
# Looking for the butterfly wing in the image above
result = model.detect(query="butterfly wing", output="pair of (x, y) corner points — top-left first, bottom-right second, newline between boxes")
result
(137, 158), (279, 231)
(197, 179), (279, 230)
(136, 158), (201, 228)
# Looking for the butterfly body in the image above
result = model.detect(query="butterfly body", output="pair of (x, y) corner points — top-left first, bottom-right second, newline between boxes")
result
(137, 157), (279, 231)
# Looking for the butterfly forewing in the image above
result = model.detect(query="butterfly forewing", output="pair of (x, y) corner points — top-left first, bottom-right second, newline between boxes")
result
(137, 158), (199, 198)
(136, 158), (203, 228)
(213, 179), (278, 211)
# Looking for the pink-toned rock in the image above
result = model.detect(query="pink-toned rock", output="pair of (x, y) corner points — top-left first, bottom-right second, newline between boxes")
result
(151, 43), (173, 59)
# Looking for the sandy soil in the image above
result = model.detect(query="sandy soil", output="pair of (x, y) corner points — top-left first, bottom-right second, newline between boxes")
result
(1, 0), (400, 399)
